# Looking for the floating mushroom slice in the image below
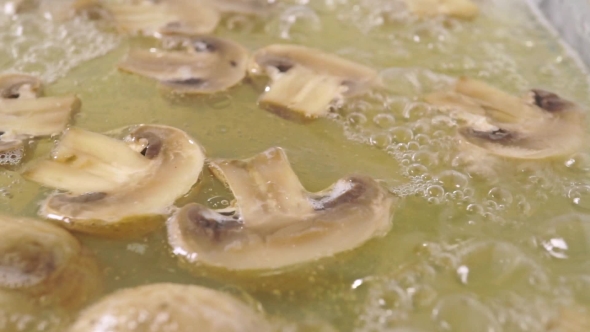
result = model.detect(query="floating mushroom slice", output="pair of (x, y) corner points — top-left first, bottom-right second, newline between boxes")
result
(168, 147), (396, 271)
(68, 283), (272, 332)
(403, 0), (479, 19)
(249, 44), (379, 119)
(0, 74), (79, 167)
(0, 214), (102, 310)
(92, 0), (220, 36)
(22, 125), (205, 237)
(425, 77), (586, 159)
(118, 35), (249, 94)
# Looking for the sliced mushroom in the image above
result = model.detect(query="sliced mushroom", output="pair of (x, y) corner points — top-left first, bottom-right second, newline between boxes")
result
(0, 214), (102, 310)
(0, 74), (79, 167)
(168, 147), (396, 271)
(424, 77), (586, 159)
(248, 44), (379, 119)
(83, 0), (220, 36)
(68, 283), (273, 332)
(403, 0), (479, 19)
(21, 124), (205, 237)
(118, 35), (249, 94)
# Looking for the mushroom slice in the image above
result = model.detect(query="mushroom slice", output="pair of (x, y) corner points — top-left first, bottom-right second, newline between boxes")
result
(249, 44), (379, 119)
(118, 35), (249, 94)
(403, 0), (479, 19)
(168, 147), (396, 271)
(92, 0), (220, 36)
(21, 125), (205, 237)
(0, 214), (102, 310)
(425, 77), (586, 159)
(0, 73), (79, 167)
(68, 283), (273, 332)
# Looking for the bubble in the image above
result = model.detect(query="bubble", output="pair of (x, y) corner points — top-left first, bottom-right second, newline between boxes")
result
(565, 153), (590, 173)
(537, 213), (590, 262)
(275, 5), (322, 41)
(426, 185), (445, 199)
(453, 240), (549, 291)
(207, 196), (231, 209)
(0, 148), (23, 166)
(432, 295), (502, 332)
(407, 164), (428, 177)
(410, 284), (438, 310)
(436, 170), (469, 191)
(568, 185), (590, 211)
(370, 133), (392, 149)
(390, 127), (414, 143)
(488, 187), (513, 206)
(373, 113), (396, 129)
(378, 67), (454, 97)
(347, 112), (368, 126)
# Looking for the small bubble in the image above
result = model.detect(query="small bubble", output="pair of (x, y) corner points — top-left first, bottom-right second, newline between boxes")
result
(390, 127), (414, 143)
(373, 113), (396, 128)
(407, 164), (428, 177)
(347, 112), (367, 126)
(568, 185), (590, 211)
(412, 150), (438, 167)
(426, 185), (445, 199)
(488, 187), (513, 206)
(437, 170), (469, 191)
(370, 133), (392, 149)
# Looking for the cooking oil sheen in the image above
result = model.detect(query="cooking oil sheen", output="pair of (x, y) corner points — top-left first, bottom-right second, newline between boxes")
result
(0, 0), (589, 331)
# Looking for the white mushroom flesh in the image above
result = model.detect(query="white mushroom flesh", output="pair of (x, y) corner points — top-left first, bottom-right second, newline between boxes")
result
(0, 214), (102, 310)
(67, 283), (273, 332)
(425, 77), (586, 159)
(21, 125), (205, 237)
(102, 0), (220, 36)
(168, 147), (396, 271)
(249, 44), (378, 119)
(118, 35), (249, 94)
(403, 0), (479, 19)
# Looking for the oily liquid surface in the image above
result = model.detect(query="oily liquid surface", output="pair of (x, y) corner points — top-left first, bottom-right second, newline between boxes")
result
(1, 0), (590, 331)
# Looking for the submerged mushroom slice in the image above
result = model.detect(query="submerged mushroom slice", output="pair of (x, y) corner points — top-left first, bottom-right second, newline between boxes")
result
(425, 77), (586, 159)
(22, 125), (205, 237)
(68, 283), (272, 332)
(0, 214), (102, 310)
(168, 147), (396, 271)
(403, 0), (479, 19)
(249, 44), (379, 119)
(90, 0), (220, 36)
(118, 35), (249, 94)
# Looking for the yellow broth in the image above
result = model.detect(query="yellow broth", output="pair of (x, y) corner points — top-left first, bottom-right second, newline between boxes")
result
(1, 0), (590, 331)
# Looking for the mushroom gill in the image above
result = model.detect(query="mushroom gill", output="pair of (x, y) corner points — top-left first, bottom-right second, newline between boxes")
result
(118, 35), (249, 94)
(424, 77), (586, 159)
(248, 44), (379, 120)
(0, 214), (102, 310)
(0, 74), (79, 166)
(403, 0), (479, 19)
(21, 124), (205, 237)
(168, 147), (396, 271)
(67, 283), (273, 332)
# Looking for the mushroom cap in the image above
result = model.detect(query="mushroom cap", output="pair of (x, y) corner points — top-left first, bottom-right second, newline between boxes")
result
(67, 283), (273, 332)
(118, 35), (249, 94)
(250, 44), (378, 94)
(248, 44), (379, 119)
(168, 147), (396, 271)
(0, 73), (42, 99)
(100, 0), (220, 37)
(425, 77), (586, 159)
(0, 215), (102, 309)
(22, 124), (205, 238)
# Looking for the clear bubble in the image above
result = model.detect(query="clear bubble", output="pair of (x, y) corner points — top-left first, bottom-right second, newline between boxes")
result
(373, 113), (396, 129)
(488, 187), (513, 206)
(390, 127), (414, 143)
(537, 213), (590, 262)
(568, 185), (590, 211)
(275, 5), (322, 41)
(412, 150), (438, 167)
(407, 164), (428, 177)
(370, 133), (392, 149)
(436, 170), (469, 191)
(565, 153), (590, 173)
(347, 112), (368, 126)
(426, 185), (445, 199)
